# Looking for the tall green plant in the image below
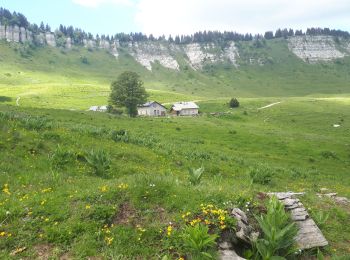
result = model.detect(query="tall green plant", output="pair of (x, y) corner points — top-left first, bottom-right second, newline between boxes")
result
(85, 149), (111, 176)
(182, 224), (218, 259)
(253, 196), (297, 259)
(188, 167), (205, 185)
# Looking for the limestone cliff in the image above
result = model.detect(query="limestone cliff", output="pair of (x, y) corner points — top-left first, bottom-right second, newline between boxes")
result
(288, 36), (348, 63)
(184, 42), (238, 69)
(1, 22), (350, 70)
(126, 42), (179, 71)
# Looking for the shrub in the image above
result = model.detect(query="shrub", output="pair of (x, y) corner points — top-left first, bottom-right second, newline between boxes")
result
(311, 210), (329, 229)
(110, 129), (129, 142)
(85, 149), (111, 176)
(21, 116), (53, 131)
(107, 105), (123, 115)
(229, 98), (240, 108)
(80, 56), (89, 64)
(49, 146), (74, 170)
(182, 224), (218, 259)
(320, 151), (338, 159)
(249, 165), (272, 185)
(188, 167), (205, 185)
(253, 196), (297, 259)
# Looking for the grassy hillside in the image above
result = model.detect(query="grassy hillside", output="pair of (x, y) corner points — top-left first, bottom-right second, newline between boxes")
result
(0, 97), (349, 258)
(0, 37), (350, 259)
(0, 39), (350, 111)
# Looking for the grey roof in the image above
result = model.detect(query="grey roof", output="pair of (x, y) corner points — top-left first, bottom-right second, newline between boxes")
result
(138, 101), (166, 108)
(172, 102), (199, 111)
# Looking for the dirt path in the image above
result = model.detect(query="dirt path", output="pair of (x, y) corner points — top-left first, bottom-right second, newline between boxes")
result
(258, 101), (282, 110)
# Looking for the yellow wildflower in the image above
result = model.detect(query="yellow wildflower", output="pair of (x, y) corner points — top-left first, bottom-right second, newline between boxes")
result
(118, 183), (128, 189)
(167, 225), (173, 236)
(100, 186), (108, 192)
(2, 184), (10, 195)
(85, 204), (91, 209)
(105, 236), (114, 245)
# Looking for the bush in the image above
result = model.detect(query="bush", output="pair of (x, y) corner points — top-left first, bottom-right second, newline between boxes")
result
(253, 196), (297, 259)
(110, 129), (129, 142)
(85, 149), (111, 176)
(49, 146), (74, 170)
(229, 98), (240, 108)
(107, 105), (123, 115)
(320, 151), (338, 159)
(182, 224), (218, 259)
(80, 56), (89, 64)
(249, 165), (272, 185)
(188, 167), (205, 185)
(21, 116), (53, 131)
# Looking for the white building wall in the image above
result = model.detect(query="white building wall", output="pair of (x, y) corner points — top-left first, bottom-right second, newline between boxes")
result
(138, 103), (166, 116)
(179, 108), (198, 116)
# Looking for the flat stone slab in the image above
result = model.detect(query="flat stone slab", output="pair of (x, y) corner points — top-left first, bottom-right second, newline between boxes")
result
(219, 241), (246, 260)
(219, 249), (246, 260)
(268, 192), (328, 250)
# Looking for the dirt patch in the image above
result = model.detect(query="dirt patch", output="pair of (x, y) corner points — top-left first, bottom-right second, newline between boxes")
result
(154, 206), (168, 224)
(113, 202), (137, 225)
(34, 244), (54, 260)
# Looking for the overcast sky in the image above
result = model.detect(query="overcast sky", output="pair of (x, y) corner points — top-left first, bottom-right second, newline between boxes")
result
(1, 0), (350, 36)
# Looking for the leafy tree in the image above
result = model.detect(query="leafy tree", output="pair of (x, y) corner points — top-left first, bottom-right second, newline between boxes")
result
(229, 98), (240, 108)
(109, 71), (148, 117)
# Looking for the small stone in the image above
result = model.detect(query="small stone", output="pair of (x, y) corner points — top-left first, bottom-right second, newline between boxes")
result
(334, 196), (350, 204)
(323, 193), (337, 198)
(219, 241), (232, 250)
(231, 208), (248, 224)
(320, 188), (329, 192)
(219, 249), (246, 260)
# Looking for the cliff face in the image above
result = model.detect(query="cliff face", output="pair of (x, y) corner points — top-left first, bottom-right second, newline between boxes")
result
(288, 36), (348, 63)
(1, 23), (350, 70)
(0, 24), (31, 43)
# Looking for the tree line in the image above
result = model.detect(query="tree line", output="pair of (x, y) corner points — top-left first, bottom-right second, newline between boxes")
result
(1, 6), (349, 46)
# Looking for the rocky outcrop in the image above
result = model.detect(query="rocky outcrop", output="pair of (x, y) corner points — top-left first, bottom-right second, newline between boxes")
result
(83, 39), (96, 48)
(0, 24), (32, 43)
(126, 42), (179, 71)
(36, 33), (46, 45)
(0, 25), (5, 39)
(66, 37), (72, 49)
(45, 33), (56, 47)
(20, 27), (27, 42)
(12, 26), (20, 42)
(225, 42), (239, 66)
(268, 192), (328, 250)
(219, 241), (246, 260)
(184, 42), (239, 69)
(110, 41), (119, 58)
(5, 26), (13, 41)
(99, 39), (110, 50)
(288, 36), (346, 63)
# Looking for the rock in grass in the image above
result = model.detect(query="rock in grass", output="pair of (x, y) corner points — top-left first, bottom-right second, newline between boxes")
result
(267, 192), (328, 250)
(219, 249), (246, 260)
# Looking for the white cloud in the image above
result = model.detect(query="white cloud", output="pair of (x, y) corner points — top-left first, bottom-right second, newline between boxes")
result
(135, 0), (350, 36)
(72, 0), (134, 8)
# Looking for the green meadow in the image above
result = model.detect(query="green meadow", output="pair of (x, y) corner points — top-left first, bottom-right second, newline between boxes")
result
(0, 40), (350, 258)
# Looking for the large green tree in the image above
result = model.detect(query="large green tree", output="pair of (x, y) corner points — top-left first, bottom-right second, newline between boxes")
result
(109, 71), (148, 117)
